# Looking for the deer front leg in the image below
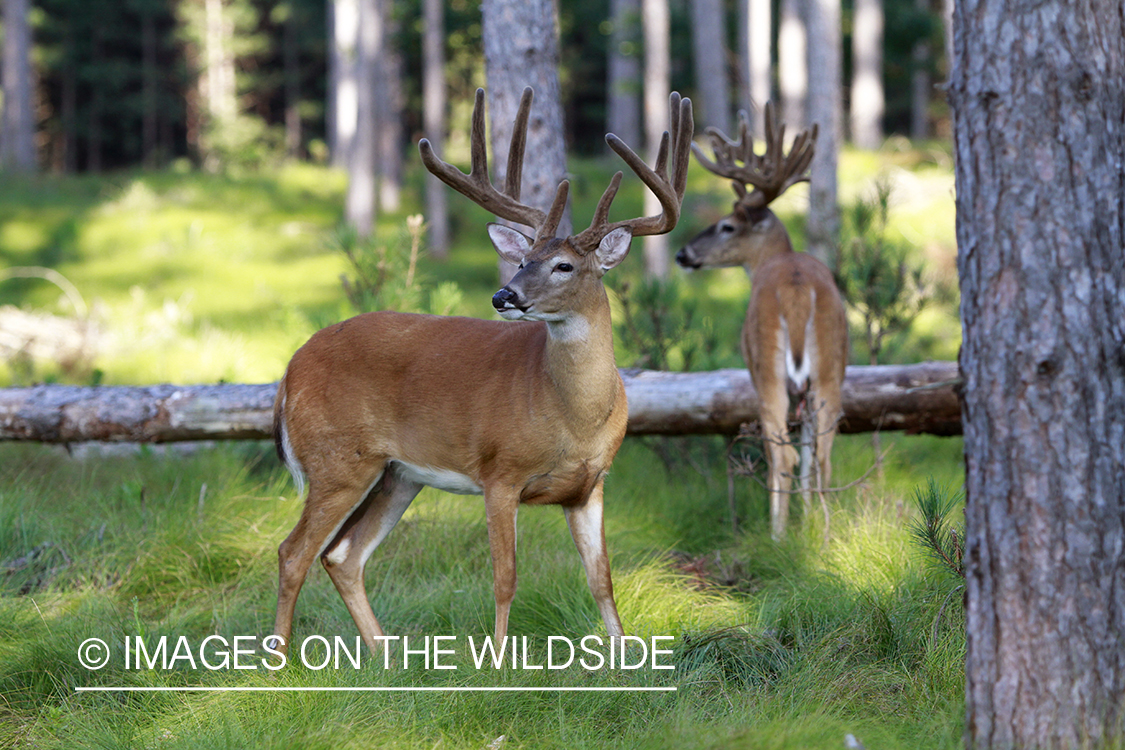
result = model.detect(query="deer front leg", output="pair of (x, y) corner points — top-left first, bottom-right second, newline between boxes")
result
(564, 478), (625, 638)
(320, 470), (422, 655)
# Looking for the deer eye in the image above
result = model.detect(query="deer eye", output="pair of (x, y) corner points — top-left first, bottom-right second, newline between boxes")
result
(718, 221), (737, 234)
(554, 262), (574, 273)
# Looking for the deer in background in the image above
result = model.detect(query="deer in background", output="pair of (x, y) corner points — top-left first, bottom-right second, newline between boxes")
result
(268, 88), (693, 655)
(675, 103), (848, 540)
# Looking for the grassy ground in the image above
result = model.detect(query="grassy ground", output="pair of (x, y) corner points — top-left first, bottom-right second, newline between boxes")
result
(0, 433), (965, 749)
(0, 147), (963, 747)
(0, 144), (958, 387)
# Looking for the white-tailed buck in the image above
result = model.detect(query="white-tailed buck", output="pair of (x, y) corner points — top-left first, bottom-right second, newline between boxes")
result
(269, 88), (692, 654)
(675, 103), (847, 540)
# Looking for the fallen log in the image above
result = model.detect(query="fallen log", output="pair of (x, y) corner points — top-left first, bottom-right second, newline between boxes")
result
(0, 361), (961, 444)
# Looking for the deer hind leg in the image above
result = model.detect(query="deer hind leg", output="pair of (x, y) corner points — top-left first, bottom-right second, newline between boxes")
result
(483, 486), (521, 646)
(798, 412), (815, 512)
(760, 383), (799, 541)
(320, 469), (422, 655)
(812, 384), (843, 495)
(269, 465), (386, 655)
(564, 479), (624, 638)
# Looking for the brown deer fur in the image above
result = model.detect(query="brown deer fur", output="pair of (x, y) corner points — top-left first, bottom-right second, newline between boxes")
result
(267, 88), (692, 655)
(676, 107), (847, 540)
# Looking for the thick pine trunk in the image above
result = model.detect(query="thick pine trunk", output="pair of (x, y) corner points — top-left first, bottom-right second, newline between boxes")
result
(481, 0), (570, 285)
(950, 2), (1125, 747)
(0, 363), (961, 443)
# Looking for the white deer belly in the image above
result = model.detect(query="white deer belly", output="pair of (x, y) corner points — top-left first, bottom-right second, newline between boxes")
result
(392, 460), (483, 495)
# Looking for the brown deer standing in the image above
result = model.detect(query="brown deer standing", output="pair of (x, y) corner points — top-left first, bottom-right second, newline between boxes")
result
(267, 88), (693, 655)
(675, 103), (847, 540)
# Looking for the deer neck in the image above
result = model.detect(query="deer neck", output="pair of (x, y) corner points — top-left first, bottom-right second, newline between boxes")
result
(541, 288), (620, 430)
(743, 226), (795, 278)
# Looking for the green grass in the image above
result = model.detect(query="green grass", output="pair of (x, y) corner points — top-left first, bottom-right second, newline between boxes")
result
(0, 146), (964, 746)
(0, 434), (965, 749)
(0, 146), (958, 386)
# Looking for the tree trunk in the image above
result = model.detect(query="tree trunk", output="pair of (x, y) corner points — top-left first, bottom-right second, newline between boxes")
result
(344, 0), (381, 237)
(422, 0), (449, 258)
(777, 0), (806, 131)
(329, 0), (358, 169)
(377, 0), (402, 212)
(849, 0), (883, 149)
(738, 0), (771, 136)
(198, 0), (238, 171)
(804, 0), (841, 267)
(950, 1), (1125, 747)
(1, 0), (35, 172)
(481, 0), (570, 285)
(0, 362), (962, 444)
(641, 0), (671, 278)
(607, 0), (641, 147)
(690, 0), (729, 135)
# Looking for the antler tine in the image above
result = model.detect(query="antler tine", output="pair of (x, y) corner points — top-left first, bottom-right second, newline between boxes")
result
(418, 87), (548, 234)
(689, 99), (818, 209)
(504, 88), (533, 202)
(571, 93), (694, 251)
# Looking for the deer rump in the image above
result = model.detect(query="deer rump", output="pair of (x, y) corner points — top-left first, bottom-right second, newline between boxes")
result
(744, 252), (847, 413)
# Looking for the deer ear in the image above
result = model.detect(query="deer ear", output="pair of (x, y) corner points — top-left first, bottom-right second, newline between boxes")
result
(487, 223), (533, 266)
(595, 227), (632, 274)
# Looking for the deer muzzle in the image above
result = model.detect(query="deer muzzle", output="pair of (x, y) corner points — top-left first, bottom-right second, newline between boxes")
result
(492, 287), (524, 314)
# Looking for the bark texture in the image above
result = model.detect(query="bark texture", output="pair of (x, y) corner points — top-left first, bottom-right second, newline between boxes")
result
(0, 362), (961, 444)
(482, 0), (570, 284)
(950, 2), (1125, 747)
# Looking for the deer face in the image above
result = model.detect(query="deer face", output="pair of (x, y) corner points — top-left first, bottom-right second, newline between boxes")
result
(676, 204), (791, 272)
(490, 225), (632, 324)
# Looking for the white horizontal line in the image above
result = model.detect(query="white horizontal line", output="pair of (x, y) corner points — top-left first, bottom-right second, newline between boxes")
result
(76, 686), (676, 693)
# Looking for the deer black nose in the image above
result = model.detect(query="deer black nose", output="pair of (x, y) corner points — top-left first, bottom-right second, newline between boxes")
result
(492, 287), (518, 310)
(674, 248), (691, 266)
